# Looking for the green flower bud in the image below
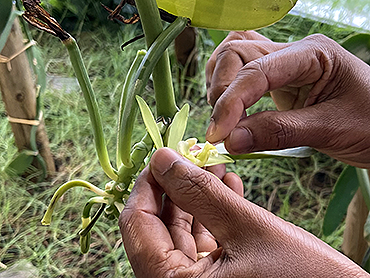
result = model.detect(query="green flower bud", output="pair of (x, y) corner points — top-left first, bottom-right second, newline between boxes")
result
(80, 232), (91, 254)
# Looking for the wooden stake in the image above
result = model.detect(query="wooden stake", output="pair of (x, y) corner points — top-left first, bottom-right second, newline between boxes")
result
(0, 17), (55, 175)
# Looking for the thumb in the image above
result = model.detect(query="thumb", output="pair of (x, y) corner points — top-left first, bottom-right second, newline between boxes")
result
(149, 148), (247, 245)
(224, 103), (338, 154)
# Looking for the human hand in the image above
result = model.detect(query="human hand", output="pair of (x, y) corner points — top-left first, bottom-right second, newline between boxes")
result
(206, 31), (370, 168)
(119, 148), (367, 277)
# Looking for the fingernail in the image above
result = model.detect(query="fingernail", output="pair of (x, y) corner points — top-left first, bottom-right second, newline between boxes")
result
(206, 119), (216, 140)
(228, 127), (254, 153)
(151, 148), (181, 176)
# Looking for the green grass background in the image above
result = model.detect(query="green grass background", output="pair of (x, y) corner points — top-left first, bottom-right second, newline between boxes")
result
(0, 13), (363, 277)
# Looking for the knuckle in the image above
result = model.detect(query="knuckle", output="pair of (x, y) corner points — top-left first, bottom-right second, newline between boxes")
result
(167, 214), (192, 232)
(175, 166), (219, 208)
(273, 116), (297, 148)
(303, 33), (336, 46)
(216, 41), (238, 61)
(258, 112), (298, 149)
(300, 34), (339, 60)
(208, 84), (229, 106)
(181, 167), (213, 198)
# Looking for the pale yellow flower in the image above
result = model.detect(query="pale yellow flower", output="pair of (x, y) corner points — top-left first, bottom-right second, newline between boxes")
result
(177, 138), (234, 167)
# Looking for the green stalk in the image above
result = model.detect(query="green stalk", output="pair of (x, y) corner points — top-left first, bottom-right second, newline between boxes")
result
(63, 37), (118, 181)
(117, 50), (146, 168)
(82, 196), (109, 219)
(134, 0), (179, 118)
(357, 168), (370, 209)
(41, 179), (113, 225)
(117, 17), (187, 170)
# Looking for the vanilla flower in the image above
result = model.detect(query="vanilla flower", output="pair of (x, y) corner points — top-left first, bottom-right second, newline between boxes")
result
(177, 138), (234, 167)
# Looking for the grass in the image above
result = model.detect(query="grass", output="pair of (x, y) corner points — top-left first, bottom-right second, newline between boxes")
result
(0, 13), (363, 276)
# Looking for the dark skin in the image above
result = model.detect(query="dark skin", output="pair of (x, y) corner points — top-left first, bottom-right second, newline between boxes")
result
(206, 32), (370, 168)
(120, 148), (368, 277)
(120, 33), (370, 277)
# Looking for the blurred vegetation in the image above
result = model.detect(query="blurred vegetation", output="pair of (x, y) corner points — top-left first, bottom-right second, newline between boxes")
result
(38, 0), (138, 34)
(0, 6), (364, 277)
(294, 0), (370, 30)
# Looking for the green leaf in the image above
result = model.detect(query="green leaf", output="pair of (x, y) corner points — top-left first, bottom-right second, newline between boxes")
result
(362, 247), (370, 273)
(30, 44), (47, 96)
(208, 29), (228, 46)
(363, 214), (370, 271)
(322, 165), (359, 236)
(0, 8), (22, 53)
(341, 34), (370, 65)
(0, 0), (12, 35)
(364, 212), (370, 245)
(357, 168), (370, 210)
(166, 103), (189, 150)
(136, 95), (164, 149)
(156, 0), (297, 30)
(200, 144), (316, 159)
(4, 150), (36, 176)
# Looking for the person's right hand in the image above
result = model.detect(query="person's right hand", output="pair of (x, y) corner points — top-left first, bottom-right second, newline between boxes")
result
(206, 31), (370, 168)
(120, 148), (369, 278)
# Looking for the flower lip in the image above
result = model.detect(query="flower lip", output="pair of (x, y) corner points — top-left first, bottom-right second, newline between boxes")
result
(177, 138), (234, 167)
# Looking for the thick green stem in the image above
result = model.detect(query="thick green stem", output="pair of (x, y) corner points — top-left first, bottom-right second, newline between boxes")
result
(63, 37), (118, 181)
(117, 133), (153, 186)
(134, 0), (178, 118)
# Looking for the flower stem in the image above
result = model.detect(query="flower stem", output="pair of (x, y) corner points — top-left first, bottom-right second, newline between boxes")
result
(117, 50), (147, 168)
(63, 37), (118, 181)
(82, 196), (109, 219)
(41, 180), (112, 225)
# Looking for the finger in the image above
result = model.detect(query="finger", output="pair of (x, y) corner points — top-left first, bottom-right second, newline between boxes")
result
(205, 163), (226, 180)
(206, 35), (335, 144)
(206, 31), (271, 91)
(192, 172), (243, 252)
(191, 164), (226, 254)
(149, 148), (247, 246)
(223, 102), (340, 154)
(207, 40), (284, 106)
(160, 194), (197, 261)
(192, 217), (217, 253)
(223, 172), (244, 197)
(119, 167), (194, 277)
